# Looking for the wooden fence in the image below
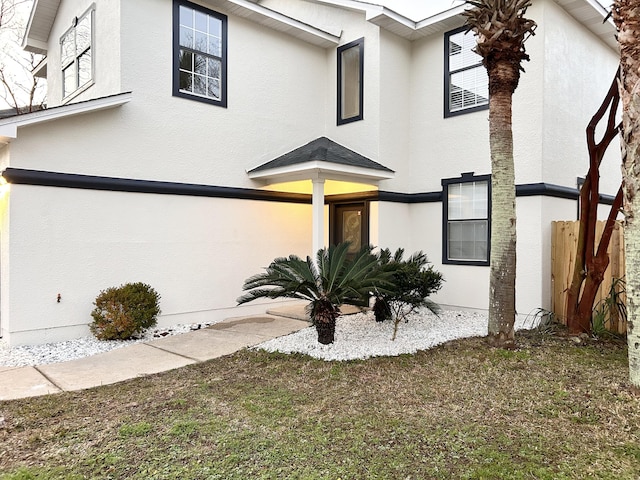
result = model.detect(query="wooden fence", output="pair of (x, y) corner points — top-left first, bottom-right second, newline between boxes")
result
(550, 220), (626, 333)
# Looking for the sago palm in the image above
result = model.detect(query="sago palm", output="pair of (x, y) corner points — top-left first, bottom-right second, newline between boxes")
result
(464, 0), (536, 348)
(237, 242), (392, 344)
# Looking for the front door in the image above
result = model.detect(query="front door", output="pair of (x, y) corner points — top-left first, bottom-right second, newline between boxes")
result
(330, 202), (369, 255)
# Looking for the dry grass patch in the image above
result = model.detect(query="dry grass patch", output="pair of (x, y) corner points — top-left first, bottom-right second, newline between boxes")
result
(0, 331), (638, 479)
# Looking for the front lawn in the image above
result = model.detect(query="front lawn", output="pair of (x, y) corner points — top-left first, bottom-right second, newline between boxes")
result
(0, 331), (638, 479)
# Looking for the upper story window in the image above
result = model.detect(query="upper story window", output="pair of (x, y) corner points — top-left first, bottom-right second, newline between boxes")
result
(337, 38), (364, 125)
(60, 7), (93, 99)
(442, 173), (491, 266)
(173, 0), (227, 107)
(444, 27), (488, 117)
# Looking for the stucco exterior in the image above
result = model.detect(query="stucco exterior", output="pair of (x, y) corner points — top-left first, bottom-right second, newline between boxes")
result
(0, 0), (622, 345)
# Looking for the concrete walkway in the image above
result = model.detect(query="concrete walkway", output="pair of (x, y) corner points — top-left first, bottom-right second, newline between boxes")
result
(0, 313), (309, 401)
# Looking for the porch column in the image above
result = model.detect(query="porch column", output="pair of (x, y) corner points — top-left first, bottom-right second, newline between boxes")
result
(311, 178), (325, 258)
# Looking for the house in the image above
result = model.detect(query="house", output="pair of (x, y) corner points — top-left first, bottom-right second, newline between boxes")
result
(0, 0), (621, 346)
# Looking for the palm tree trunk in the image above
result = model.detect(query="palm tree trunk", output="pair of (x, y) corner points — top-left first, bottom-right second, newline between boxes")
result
(312, 299), (339, 345)
(487, 62), (518, 348)
(615, 0), (640, 389)
(315, 320), (336, 345)
(621, 92), (640, 389)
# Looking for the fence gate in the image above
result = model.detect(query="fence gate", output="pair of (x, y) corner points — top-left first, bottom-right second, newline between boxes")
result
(550, 220), (626, 334)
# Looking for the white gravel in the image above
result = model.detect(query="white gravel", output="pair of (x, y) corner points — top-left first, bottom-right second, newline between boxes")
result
(0, 322), (217, 368)
(0, 309), (539, 367)
(255, 308), (537, 361)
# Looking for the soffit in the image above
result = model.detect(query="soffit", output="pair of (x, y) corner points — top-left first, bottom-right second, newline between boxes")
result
(554, 0), (617, 50)
(22, 0), (339, 56)
(207, 0), (340, 47)
(318, 0), (615, 48)
(367, 5), (467, 40)
(23, 0), (61, 54)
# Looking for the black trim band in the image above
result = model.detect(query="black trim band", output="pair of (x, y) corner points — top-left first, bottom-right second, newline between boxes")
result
(516, 182), (616, 205)
(1, 168), (311, 204)
(378, 191), (443, 203)
(1, 168), (616, 206)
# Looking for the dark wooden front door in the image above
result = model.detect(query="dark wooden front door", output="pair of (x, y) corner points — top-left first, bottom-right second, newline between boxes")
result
(330, 202), (369, 254)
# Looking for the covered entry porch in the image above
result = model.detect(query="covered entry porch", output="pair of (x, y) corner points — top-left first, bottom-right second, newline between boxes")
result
(247, 137), (394, 256)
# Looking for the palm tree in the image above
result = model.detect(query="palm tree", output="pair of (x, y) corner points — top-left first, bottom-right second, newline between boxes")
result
(237, 242), (391, 344)
(612, 0), (640, 389)
(463, 0), (536, 348)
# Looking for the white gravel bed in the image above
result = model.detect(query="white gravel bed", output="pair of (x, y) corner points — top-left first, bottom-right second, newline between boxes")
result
(0, 322), (216, 368)
(255, 308), (537, 361)
(0, 309), (538, 367)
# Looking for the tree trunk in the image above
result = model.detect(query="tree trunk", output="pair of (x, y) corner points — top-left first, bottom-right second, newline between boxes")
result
(566, 72), (622, 335)
(487, 61), (518, 349)
(315, 320), (336, 345)
(312, 299), (339, 344)
(373, 297), (391, 322)
(615, 0), (640, 389)
(621, 100), (640, 389)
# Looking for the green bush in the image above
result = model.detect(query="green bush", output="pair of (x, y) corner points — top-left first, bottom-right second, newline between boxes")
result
(373, 248), (444, 339)
(90, 282), (161, 340)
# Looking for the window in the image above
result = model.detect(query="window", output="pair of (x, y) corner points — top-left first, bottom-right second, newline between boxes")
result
(173, 0), (227, 107)
(337, 38), (364, 125)
(444, 27), (488, 117)
(442, 173), (491, 265)
(60, 8), (93, 99)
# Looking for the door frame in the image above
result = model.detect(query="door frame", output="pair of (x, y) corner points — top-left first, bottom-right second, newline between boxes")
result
(329, 199), (370, 249)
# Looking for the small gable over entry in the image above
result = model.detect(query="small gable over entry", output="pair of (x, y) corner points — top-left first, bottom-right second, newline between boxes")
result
(247, 137), (394, 256)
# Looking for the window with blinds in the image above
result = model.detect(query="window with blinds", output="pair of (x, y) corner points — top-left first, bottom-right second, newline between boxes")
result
(444, 27), (488, 117)
(442, 173), (491, 266)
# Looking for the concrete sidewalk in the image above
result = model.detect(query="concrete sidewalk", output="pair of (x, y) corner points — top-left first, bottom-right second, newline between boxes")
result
(0, 313), (309, 401)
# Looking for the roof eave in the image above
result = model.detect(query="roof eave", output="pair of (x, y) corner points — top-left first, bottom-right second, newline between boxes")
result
(554, 0), (617, 51)
(247, 160), (395, 184)
(359, 0), (616, 47)
(0, 92), (132, 144)
(22, 0), (62, 55)
(210, 0), (341, 47)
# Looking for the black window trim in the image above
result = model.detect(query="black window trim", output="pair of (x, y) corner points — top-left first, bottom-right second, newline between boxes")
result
(172, 0), (228, 107)
(443, 25), (489, 118)
(337, 37), (364, 125)
(442, 172), (491, 266)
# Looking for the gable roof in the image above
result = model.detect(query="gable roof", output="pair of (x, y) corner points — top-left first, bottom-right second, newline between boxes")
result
(247, 137), (394, 184)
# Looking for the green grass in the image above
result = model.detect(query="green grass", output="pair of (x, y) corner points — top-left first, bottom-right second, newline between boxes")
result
(0, 331), (638, 479)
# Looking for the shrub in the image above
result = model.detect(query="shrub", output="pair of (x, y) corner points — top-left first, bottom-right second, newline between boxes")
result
(373, 248), (444, 340)
(591, 277), (627, 339)
(90, 282), (161, 340)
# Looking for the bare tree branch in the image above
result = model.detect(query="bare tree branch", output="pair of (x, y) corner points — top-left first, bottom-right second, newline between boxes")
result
(0, 0), (46, 115)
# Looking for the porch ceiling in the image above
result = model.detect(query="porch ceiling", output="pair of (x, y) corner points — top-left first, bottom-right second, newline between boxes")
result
(247, 137), (395, 184)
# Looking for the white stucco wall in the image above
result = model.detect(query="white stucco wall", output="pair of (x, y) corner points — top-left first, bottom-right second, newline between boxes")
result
(12, 0), (331, 189)
(119, 0), (329, 188)
(46, 0), (122, 107)
(2, 183), (311, 345)
(409, 23), (492, 194)
(259, 0), (384, 161)
(376, 201), (412, 252)
(541, 0), (620, 195)
(378, 28), (411, 190)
